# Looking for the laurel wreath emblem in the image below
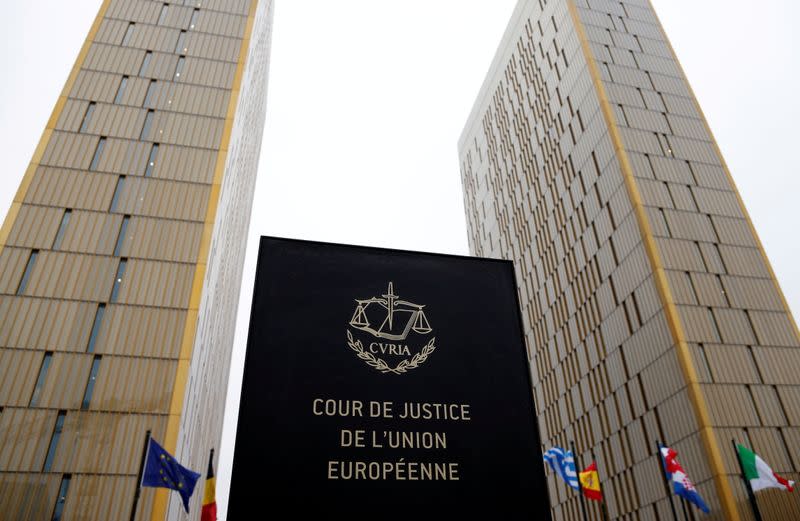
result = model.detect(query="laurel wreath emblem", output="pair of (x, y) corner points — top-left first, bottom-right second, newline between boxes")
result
(346, 330), (436, 375)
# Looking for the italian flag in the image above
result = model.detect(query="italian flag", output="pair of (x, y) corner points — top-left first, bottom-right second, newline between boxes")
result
(737, 444), (794, 493)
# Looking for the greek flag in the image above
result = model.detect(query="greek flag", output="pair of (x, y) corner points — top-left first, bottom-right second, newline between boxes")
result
(543, 447), (580, 490)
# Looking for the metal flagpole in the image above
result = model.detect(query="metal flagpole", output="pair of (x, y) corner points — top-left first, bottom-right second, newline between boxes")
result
(130, 430), (151, 521)
(590, 449), (609, 521)
(680, 497), (691, 521)
(732, 439), (763, 521)
(655, 440), (680, 521)
(571, 441), (590, 521)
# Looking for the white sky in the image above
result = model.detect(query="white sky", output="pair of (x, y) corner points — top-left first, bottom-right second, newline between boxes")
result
(1, 1), (798, 519)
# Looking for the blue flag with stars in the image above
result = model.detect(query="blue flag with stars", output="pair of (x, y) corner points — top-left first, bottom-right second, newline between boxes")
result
(142, 437), (201, 513)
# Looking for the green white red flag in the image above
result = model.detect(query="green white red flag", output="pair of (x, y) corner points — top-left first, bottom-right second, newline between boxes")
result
(736, 444), (794, 493)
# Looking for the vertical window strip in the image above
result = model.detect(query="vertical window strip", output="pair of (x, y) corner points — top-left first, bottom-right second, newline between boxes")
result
(140, 110), (155, 140)
(89, 137), (107, 171)
(43, 410), (66, 472)
(87, 304), (106, 354)
(52, 209), (72, 250)
(114, 76), (129, 104)
(114, 215), (131, 257)
(121, 22), (135, 46)
(175, 56), (186, 79)
(81, 356), (102, 410)
(144, 143), (159, 177)
(189, 8), (199, 29)
(51, 474), (72, 521)
(79, 102), (96, 133)
(143, 80), (157, 108)
(158, 3), (170, 25)
(109, 176), (126, 212)
(175, 30), (187, 54)
(30, 351), (53, 407)
(110, 258), (128, 303)
(139, 51), (153, 76)
(16, 249), (39, 295)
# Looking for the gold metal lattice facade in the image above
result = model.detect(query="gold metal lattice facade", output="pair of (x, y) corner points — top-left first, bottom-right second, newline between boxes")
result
(0, 0), (272, 519)
(459, 1), (800, 519)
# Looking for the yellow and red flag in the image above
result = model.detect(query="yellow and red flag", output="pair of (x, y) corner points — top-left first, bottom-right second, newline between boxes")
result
(579, 462), (602, 501)
(200, 450), (216, 521)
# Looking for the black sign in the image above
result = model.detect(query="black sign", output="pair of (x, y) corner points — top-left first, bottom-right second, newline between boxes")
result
(228, 237), (551, 520)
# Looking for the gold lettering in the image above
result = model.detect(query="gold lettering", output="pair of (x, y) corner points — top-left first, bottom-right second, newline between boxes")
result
(340, 429), (365, 448)
(312, 398), (364, 417)
(449, 463), (460, 480)
(369, 401), (393, 418)
(327, 460), (460, 481)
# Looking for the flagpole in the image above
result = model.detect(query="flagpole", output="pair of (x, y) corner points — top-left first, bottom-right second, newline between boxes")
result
(571, 442), (590, 521)
(130, 429), (151, 521)
(655, 441), (680, 521)
(732, 439), (763, 521)
(680, 497), (691, 521)
(590, 449), (609, 521)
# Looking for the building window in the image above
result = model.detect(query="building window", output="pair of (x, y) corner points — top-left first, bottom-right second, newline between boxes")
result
(30, 351), (53, 407)
(143, 80), (158, 108)
(109, 176), (126, 212)
(139, 51), (153, 76)
(175, 30), (187, 54)
(114, 76), (129, 104)
(89, 137), (106, 171)
(81, 356), (102, 410)
(110, 258), (128, 303)
(114, 215), (131, 257)
(51, 474), (72, 521)
(175, 55), (185, 79)
(79, 102), (96, 133)
(158, 3), (170, 25)
(17, 249), (39, 295)
(189, 8), (199, 29)
(144, 143), (159, 177)
(43, 410), (66, 472)
(121, 22), (135, 46)
(140, 109), (154, 140)
(86, 304), (106, 353)
(52, 209), (72, 250)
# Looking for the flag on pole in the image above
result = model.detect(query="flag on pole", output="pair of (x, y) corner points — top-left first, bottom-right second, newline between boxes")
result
(141, 437), (201, 513)
(659, 444), (710, 513)
(736, 444), (795, 493)
(579, 462), (602, 501)
(543, 447), (580, 490)
(201, 450), (217, 521)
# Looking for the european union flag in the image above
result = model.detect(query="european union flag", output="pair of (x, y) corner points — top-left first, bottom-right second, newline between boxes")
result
(142, 438), (201, 513)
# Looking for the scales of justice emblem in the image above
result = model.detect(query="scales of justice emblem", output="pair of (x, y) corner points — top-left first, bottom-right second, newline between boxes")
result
(346, 282), (436, 375)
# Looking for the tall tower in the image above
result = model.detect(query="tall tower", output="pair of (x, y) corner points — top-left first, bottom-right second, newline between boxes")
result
(460, 1), (799, 519)
(0, 0), (272, 519)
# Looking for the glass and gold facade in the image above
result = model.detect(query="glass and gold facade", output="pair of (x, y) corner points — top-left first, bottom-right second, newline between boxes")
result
(460, 1), (799, 519)
(0, 0), (272, 519)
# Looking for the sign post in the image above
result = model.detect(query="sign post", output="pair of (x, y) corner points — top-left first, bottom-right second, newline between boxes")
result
(228, 237), (551, 520)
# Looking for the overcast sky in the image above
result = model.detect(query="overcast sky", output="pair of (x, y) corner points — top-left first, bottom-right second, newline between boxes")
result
(1, 1), (798, 518)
